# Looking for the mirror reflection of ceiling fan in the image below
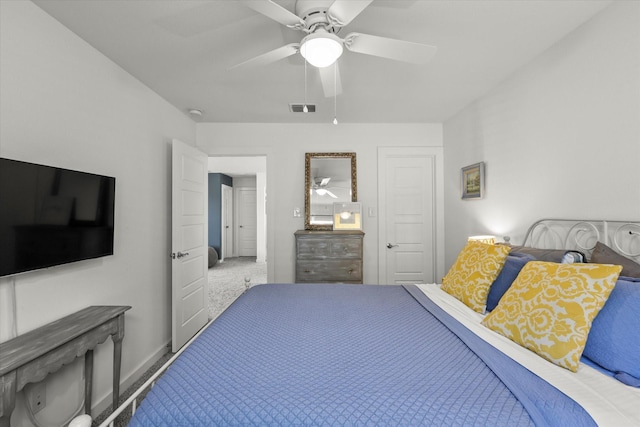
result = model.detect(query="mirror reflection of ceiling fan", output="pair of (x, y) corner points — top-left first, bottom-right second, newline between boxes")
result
(312, 177), (338, 198)
(234, 0), (438, 97)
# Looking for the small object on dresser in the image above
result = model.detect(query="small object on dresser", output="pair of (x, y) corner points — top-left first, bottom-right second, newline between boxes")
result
(333, 202), (362, 230)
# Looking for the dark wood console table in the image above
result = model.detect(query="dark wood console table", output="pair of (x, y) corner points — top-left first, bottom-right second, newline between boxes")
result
(0, 305), (131, 427)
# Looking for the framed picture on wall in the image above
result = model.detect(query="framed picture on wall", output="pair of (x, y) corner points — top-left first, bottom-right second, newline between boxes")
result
(461, 162), (485, 200)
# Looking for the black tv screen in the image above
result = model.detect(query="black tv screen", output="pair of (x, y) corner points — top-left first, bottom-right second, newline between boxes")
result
(0, 158), (115, 277)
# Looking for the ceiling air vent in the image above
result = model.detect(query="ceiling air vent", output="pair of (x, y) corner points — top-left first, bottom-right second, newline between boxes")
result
(289, 103), (316, 113)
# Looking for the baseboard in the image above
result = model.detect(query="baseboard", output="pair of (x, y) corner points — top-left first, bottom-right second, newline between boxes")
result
(91, 340), (170, 416)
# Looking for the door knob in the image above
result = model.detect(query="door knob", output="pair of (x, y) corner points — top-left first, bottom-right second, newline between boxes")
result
(386, 243), (398, 249)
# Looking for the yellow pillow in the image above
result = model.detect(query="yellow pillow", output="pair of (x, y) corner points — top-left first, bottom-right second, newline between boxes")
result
(441, 241), (510, 313)
(481, 261), (622, 372)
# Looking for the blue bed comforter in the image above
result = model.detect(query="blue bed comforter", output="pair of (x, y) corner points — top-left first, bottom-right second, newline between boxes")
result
(129, 284), (594, 426)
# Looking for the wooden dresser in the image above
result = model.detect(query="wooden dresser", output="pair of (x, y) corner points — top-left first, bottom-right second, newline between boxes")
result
(295, 230), (364, 284)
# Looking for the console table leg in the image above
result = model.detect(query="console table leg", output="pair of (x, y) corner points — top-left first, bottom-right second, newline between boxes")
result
(111, 313), (125, 412)
(84, 349), (93, 416)
(0, 372), (17, 427)
(112, 339), (122, 411)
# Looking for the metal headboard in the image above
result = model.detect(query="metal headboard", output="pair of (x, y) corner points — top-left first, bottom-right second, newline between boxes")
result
(522, 219), (640, 262)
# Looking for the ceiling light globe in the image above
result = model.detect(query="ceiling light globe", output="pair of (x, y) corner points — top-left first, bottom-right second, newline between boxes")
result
(300, 33), (343, 68)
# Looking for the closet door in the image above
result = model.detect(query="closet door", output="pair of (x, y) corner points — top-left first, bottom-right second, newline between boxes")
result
(378, 147), (444, 285)
(221, 184), (233, 259)
(237, 187), (257, 256)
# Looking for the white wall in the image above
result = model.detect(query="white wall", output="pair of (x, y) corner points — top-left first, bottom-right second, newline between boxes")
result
(443, 1), (640, 268)
(196, 123), (443, 284)
(0, 2), (195, 425)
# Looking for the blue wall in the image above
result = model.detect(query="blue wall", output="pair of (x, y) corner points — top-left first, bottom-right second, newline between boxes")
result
(208, 173), (232, 257)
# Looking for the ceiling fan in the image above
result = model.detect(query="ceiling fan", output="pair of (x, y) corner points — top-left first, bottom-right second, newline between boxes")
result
(312, 177), (338, 198)
(233, 0), (437, 97)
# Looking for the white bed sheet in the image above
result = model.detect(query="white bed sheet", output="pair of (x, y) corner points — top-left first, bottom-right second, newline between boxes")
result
(417, 283), (640, 427)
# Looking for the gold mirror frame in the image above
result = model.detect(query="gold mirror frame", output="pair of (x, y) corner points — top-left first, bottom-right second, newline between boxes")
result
(305, 152), (357, 230)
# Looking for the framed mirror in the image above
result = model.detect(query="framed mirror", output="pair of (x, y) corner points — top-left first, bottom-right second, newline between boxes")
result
(305, 152), (357, 230)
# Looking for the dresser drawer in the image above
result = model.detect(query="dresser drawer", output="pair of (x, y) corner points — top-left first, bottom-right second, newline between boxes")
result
(296, 238), (331, 258)
(296, 260), (363, 283)
(297, 237), (362, 259)
(329, 238), (362, 258)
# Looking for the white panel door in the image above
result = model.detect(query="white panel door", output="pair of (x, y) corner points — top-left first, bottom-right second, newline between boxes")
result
(237, 188), (257, 256)
(172, 139), (208, 352)
(221, 184), (233, 260)
(378, 147), (438, 285)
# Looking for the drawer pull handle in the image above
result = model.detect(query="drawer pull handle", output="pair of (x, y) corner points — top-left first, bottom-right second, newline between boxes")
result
(304, 269), (311, 273)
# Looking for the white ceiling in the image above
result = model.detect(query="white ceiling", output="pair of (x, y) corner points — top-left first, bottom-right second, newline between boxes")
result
(33, 0), (611, 124)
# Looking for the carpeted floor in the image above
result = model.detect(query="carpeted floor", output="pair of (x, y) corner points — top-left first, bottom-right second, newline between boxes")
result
(92, 257), (266, 426)
(207, 256), (267, 320)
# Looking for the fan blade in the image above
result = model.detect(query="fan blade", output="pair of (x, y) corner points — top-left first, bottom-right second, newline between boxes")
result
(344, 33), (437, 64)
(320, 177), (331, 186)
(241, 0), (304, 29)
(229, 43), (299, 69)
(319, 63), (343, 98)
(326, 190), (338, 199)
(327, 0), (373, 27)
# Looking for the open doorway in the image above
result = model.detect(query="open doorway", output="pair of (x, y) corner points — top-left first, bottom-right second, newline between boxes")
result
(207, 156), (266, 261)
(206, 156), (267, 318)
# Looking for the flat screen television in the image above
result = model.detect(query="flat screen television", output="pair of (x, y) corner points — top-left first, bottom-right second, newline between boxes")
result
(0, 158), (115, 277)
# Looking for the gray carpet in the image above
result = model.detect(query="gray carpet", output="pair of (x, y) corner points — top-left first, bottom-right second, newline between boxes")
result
(208, 256), (267, 320)
(92, 257), (266, 426)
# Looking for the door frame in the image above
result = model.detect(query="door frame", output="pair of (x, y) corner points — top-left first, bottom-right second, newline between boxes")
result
(205, 152), (273, 281)
(377, 146), (445, 284)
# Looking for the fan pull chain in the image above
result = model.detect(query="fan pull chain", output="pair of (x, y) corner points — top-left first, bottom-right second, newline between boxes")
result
(303, 58), (309, 113)
(333, 62), (338, 125)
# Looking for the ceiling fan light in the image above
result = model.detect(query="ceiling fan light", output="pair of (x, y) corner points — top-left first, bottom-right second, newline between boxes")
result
(300, 33), (343, 68)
